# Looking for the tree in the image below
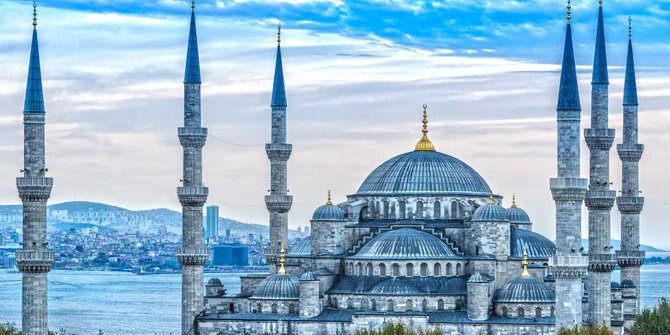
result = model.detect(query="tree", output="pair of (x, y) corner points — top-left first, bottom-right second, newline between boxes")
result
(0, 322), (61, 335)
(630, 298), (670, 335)
(557, 324), (613, 335)
(355, 322), (443, 335)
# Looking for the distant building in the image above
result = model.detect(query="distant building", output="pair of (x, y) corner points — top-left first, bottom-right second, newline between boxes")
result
(206, 206), (219, 243)
(225, 229), (231, 240)
(212, 244), (249, 266)
(304, 226), (310, 235)
(248, 233), (254, 242)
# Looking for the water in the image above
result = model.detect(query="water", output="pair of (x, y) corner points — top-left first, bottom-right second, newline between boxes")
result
(0, 266), (669, 335)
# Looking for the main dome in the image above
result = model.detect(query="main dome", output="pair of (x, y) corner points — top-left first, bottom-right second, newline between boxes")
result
(355, 150), (492, 196)
(349, 228), (459, 260)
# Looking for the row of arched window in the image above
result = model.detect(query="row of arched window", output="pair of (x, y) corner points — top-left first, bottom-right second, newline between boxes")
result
(360, 199), (465, 220)
(250, 302), (298, 314)
(332, 297), (465, 312)
(499, 305), (555, 318)
(346, 261), (463, 277)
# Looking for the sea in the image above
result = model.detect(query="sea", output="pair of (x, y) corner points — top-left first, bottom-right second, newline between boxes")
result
(1, 265), (669, 335)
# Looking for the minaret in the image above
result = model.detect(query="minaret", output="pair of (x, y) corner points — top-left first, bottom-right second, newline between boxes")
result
(176, 1), (209, 334)
(616, 17), (644, 320)
(549, 1), (589, 329)
(16, 3), (55, 335)
(584, 0), (616, 326)
(264, 25), (293, 272)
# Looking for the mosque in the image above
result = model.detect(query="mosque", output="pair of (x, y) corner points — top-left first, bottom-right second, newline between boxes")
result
(13, 1), (644, 335)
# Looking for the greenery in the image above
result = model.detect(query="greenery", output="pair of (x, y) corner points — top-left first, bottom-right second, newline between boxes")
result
(0, 322), (72, 335)
(557, 324), (613, 335)
(355, 322), (443, 335)
(630, 298), (670, 335)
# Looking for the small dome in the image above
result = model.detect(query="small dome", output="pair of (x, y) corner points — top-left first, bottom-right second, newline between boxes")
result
(370, 278), (421, 295)
(621, 279), (636, 288)
(207, 278), (223, 286)
(472, 200), (509, 222)
(312, 204), (345, 221)
(300, 272), (317, 281)
(495, 277), (555, 303)
(288, 236), (312, 256)
(251, 274), (300, 300)
(350, 228), (458, 260)
(468, 273), (490, 284)
(507, 208), (531, 224)
(611, 282), (621, 290)
(510, 228), (555, 259)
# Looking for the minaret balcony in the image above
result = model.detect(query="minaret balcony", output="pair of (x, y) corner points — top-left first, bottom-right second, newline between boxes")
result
(16, 177), (53, 202)
(266, 143), (292, 161)
(265, 195), (293, 213)
(15, 251), (55, 273)
(588, 254), (616, 272)
(177, 186), (209, 207)
(178, 127), (208, 148)
(550, 178), (587, 201)
(176, 247), (209, 266)
(548, 255), (588, 279)
(585, 190), (616, 209)
(584, 128), (615, 151)
(616, 197), (644, 214)
(617, 144), (644, 162)
(616, 250), (645, 267)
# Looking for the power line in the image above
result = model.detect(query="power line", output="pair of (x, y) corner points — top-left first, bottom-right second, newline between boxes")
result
(208, 133), (265, 147)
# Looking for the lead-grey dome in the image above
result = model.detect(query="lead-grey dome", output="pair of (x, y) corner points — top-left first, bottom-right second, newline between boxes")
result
(370, 278), (421, 295)
(507, 206), (531, 225)
(510, 228), (555, 259)
(350, 228), (458, 260)
(472, 202), (509, 222)
(207, 278), (223, 285)
(355, 151), (492, 196)
(495, 277), (555, 303)
(312, 204), (345, 221)
(251, 274), (300, 300)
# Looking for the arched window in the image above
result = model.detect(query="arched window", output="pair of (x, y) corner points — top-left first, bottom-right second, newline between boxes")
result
(360, 206), (368, 220)
(456, 263), (462, 275)
(332, 297), (338, 308)
(550, 306), (555, 317)
(406, 299), (413, 311)
(437, 299), (445, 311)
(416, 201), (424, 218)
(379, 263), (386, 277)
(367, 263), (373, 276)
(348, 262), (354, 274)
(399, 201), (406, 219)
(420, 263), (428, 276)
(254, 303), (262, 314)
(434, 201), (441, 219)
(446, 263), (453, 276)
(502, 306), (508, 317)
(361, 298), (369, 310)
(406, 263), (414, 277)
(387, 299), (394, 312)
(422, 299), (428, 311)
(229, 303), (235, 313)
(535, 307), (542, 318)
(392, 263), (400, 277)
(451, 201), (458, 219)
(434, 263), (441, 276)
(383, 201), (390, 218)
(347, 298), (354, 310)
(289, 304), (297, 314)
(371, 299), (377, 311)
(271, 303), (278, 314)
(455, 299), (463, 310)
(517, 307), (525, 318)
(357, 263), (363, 276)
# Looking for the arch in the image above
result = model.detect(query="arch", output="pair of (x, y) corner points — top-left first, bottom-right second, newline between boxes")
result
(456, 263), (462, 275)
(379, 263), (386, 276)
(332, 297), (338, 308)
(254, 303), (262, 314)
(517, 307), (525, 318)
(348, 262), (354, 275)
(455, 298), (463, 310)
(392, 263), (400, 277)
(406, 263), (414, 277)
(451, 201), (458, 219)
(437, 299), (445, 311)
(229, 302), (235, 313)
(371, 299), (377, 311)
(420, 263), (428, 276)
(550, 306), (555, 317)
(360, 206), (369, 220)
(361, 298), (369, 310)
(535, 307), (542, 318)
(422, 299), (428, 312)
(289, 303), (297, 314)
(446, 263), (453, 276)
(406, 299), (413, 311)
(416, 201), (424, 218)
(387, 299), (394, 312)
(434, 201), (441, 219)
(271, 303), (278, 314)
(434, 263), (442, 276)
(357, 262), (363, 276)
(383, 201), (390, 218)
(366, 263), (373, 276)
(347, 298), (354, 310)
(399, 201), (406, 219)
(502, 306), (508, 317)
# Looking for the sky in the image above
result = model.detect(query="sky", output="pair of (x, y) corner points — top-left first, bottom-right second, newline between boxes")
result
(1, 0), (669, 248)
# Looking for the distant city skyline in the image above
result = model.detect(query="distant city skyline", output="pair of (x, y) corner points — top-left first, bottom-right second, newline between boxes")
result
(1, 0), (670, 249)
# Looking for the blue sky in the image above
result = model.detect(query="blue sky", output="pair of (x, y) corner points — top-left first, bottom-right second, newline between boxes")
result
(1, 0), (670, 247)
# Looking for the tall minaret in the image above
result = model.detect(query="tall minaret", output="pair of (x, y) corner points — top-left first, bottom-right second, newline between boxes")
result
(264, 25), (293, 273)
(549, 1), (589, 329)
(176, 1), (209, 334)
(584, 0), (616, 327)
(16, 3), (55, 335)
(616, 17), (644, 319)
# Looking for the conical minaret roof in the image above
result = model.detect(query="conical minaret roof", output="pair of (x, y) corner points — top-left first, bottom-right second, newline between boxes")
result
(624, 18), (638, 106)
(592, 2), (609, 84)
(557, 8), (581, 111)
(184, 2), (201, 84)
(24, 4), (45, 114)
(271, 25), (287, 107)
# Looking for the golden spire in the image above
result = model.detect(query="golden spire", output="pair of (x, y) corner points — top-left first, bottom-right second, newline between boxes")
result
(414, 104), (436, 151)
(277, 23), (281, 45)
(511, 195), (517, 208)
(488, 195), (494, 204)
(567, 0), (571, 24)
(32, 1), (37, 29)
(522, 244), (530, 278)
(629, 16), (632, 39)
(278, 241), (286, 275)
(326, 190), (333, 206)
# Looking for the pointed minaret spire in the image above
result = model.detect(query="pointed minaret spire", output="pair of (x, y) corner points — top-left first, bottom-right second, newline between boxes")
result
(271, 24), (287, 107)
(184, 0), (201, 83)
(25, 1), (44, 114)
(557, 2), (580, 111)
(624, 17), (638, 106)
(592, 0), (609, 84)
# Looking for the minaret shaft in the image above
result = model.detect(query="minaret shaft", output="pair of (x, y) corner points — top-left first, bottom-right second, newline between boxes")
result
(177, 7), (209, 335)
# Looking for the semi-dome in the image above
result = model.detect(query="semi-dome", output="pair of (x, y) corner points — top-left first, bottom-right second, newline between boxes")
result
(355, 150), (492, 197)
(495, 277), (555, 303)
(349, 228), (459, 260)
(510, 228), (555, 259)
(370, 278), (421, 295)
(207, 278), (223, 285)
(472, 197), (509, 222)
(251, 274), (300, 300)
(287, 236), (312, 256)
(507, 197), (531, 224)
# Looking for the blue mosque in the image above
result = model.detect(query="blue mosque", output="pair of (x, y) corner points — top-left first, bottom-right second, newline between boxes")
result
(12, 1), (644, 335)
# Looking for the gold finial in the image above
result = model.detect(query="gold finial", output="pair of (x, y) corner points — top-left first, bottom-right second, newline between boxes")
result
(32, 1), (37, 29)
(511, 195), (517, 208)
(326, 190), (333, 206)
(278, 241), (286, 275)
(414, 104), (436, 151)
(522, 244), (530, 278)
(488, 195), (495, 205)
(277, 24), (281, 45)
(567, 0), (571, 24)
(628, 16), (632, 39)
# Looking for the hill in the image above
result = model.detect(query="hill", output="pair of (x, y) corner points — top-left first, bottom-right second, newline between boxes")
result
(581, 239), (665, 252)
(48, 201), (128, 212)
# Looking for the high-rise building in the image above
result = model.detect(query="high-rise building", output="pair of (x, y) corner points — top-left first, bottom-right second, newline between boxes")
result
(206, 206), (219, 243)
